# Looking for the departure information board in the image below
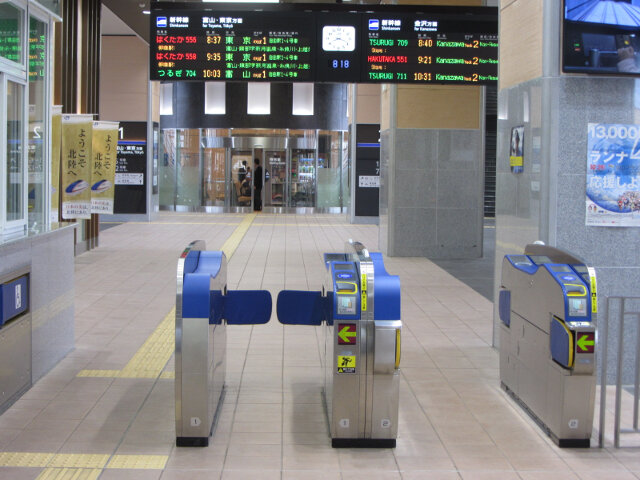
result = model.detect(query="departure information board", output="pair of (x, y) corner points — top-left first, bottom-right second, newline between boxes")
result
(361, 13), (498, 84)
(150, 3), (498, 85)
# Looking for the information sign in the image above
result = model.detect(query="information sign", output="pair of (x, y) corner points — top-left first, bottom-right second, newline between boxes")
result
(150, 3), (498, 85)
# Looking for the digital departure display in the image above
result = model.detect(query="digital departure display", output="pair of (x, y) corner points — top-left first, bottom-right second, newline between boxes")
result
(361, 13), (498, 84)
(153, 11), (314, 81)
(150, 3), (498, 85)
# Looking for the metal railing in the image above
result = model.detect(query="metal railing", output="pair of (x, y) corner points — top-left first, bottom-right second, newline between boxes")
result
(599, 296), (640, 448)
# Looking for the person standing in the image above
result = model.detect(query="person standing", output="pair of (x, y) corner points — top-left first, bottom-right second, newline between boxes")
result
(253, 158), (263, 211)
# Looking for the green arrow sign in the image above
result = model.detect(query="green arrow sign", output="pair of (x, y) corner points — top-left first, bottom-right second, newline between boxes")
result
(577, 333), (595, 352)
(338, 325), (356, 344)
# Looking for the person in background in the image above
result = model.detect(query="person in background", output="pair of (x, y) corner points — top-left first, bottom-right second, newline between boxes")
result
(238, 160), (248, 182)
(254, 158), (263, 211)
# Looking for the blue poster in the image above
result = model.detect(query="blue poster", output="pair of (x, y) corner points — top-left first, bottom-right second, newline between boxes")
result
(586, 123), (640, 227)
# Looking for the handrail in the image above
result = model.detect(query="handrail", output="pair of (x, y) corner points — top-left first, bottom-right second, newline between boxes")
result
(599, 296), (640, 448)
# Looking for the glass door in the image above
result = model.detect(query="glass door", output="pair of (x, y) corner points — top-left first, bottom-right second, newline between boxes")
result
(158, 129), (177, 208)
(289, 149), (316, 207)
(264, 150), (286, 209)
(202, 147), (226, 207)
(3, 76), (27, 236)
(230, 149), (252, 208)
(175, 129), (201, 208)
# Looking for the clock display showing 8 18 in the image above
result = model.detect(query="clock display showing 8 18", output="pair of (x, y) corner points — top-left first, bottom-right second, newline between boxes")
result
(315, 16), (361, 83)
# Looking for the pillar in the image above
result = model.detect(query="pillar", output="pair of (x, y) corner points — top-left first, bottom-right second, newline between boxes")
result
(379, 82), (485, 259)
(494, 0), (640, 382)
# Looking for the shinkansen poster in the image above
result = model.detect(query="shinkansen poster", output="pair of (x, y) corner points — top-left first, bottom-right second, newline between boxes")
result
(586, 123), (640, 227)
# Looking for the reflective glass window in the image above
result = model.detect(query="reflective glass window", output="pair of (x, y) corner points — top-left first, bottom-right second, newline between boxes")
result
(28, 16), (47, 231)
(0, 3), (23, 65)
(7, 79), (25, 221)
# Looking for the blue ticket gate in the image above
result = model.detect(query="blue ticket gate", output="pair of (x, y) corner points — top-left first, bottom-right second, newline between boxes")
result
(499, 244), (597, 447)
(176, 240), (272, 446)
(277, 241), (401, 448)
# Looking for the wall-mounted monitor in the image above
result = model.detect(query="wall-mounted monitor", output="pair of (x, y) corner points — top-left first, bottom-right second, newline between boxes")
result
(563, 0), (640, 75)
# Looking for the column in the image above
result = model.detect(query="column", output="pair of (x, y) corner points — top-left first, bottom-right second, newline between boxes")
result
(494, 0), (640, 382)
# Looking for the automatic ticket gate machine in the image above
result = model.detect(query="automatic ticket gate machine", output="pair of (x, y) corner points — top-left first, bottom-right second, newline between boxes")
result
(499, 244), (597, 447)
(277, 241), (401, 447)
(176, 240), (272, 447)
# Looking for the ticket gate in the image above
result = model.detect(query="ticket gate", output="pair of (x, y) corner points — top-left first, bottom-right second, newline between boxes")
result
(277, 240), (401, 447)
(175, 240), (272, 446)
(499, 243), (597, 447)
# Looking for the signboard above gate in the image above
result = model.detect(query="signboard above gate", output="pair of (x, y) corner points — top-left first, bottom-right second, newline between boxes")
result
(150, 3), (498, 85)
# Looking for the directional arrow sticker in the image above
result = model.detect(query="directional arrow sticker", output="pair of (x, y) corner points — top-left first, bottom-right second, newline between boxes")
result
(338, 323), (357, 345)
(576, 332), (595, 354)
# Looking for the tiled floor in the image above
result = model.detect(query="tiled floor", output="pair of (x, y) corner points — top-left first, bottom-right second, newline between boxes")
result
(0, 212), (638, 479)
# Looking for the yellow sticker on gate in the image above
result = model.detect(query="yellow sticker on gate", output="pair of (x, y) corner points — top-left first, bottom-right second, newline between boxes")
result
(587, 266), (597, 314)
(337, 355), (356, 374)
(361, 274), (367, 311)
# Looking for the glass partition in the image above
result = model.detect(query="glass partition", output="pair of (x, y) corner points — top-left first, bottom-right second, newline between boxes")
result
(27, 16), (47, 232)
(176, 129), (201, 207)
(317, 131), (341, 209)
(159, 128), (177, 207)
(202, 147), (225, 206)
(0, 3), (56, 240)
(341, 130), (350, 210)
(201, 128), (228, 207)
(231, 149), (252, 207)
(0, 2), (24, 66)
(157, 128), (348, 212)
(290, 149), (315, 207)
(6, 79), (25, 224)
(264, 150), (286, 208)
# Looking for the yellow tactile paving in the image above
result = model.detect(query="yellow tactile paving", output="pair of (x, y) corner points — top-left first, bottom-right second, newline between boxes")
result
(48, 454), (109, 469)
(76, 213), (256, 381)
(117, 308), (174, 378)
(159, 371), (175, 379)
(76, 308), (174, 379)
(0, 452), (54, 467)
(106, 454), (168, 470)
(36, 467), (101, 480)
(76, 369), (120, 378)
(102, 221), (243, 226)
(253, 223), (376, 227)
(219, 212), (256, 258)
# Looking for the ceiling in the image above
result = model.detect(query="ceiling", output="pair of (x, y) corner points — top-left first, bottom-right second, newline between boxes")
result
(101, 0), (150, 43)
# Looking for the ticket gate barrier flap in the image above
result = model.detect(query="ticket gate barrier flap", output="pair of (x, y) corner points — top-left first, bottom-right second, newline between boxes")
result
(499, 244), (596, 448)
(276, 290), (328, 326)
(550, 316), (574, 369)
(224, 290), (272, 325)
(176, 241), (273, 447)
(498, 290), (511, 326)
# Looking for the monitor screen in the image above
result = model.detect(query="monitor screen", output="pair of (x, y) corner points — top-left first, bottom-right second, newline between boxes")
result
(563, 0), (640, 75)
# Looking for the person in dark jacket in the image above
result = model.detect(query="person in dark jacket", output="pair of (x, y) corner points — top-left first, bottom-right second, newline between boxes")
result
(253, 158), (263, 211)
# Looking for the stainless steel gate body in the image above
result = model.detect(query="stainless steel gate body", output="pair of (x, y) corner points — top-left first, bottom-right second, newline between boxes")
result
(499, 244), (597, 447)
(278, 240), (401, 447)
(175, 240), (272, 447)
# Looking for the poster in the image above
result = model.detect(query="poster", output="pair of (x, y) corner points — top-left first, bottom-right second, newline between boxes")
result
(114, 121), (147, 214)
(586, 123), (640, 227)
(509, 126), (524, 174)
(61, 114), (93, 220)
(91, 121), (119, 214)
(50, 106), (62, 225)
